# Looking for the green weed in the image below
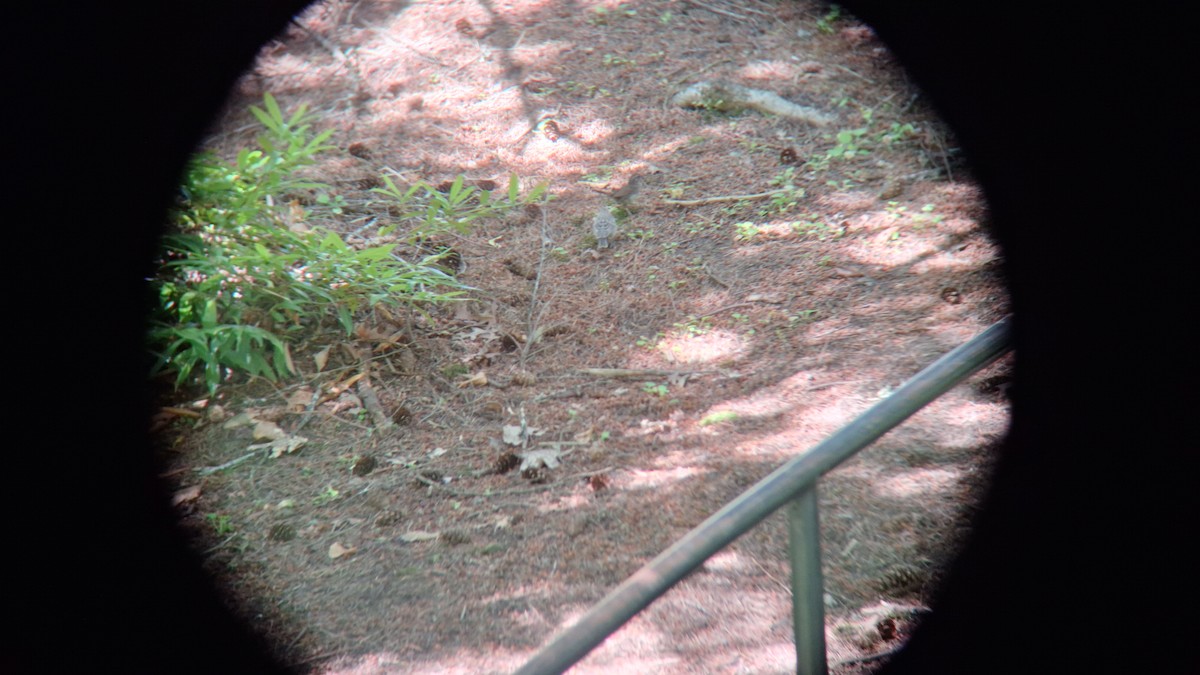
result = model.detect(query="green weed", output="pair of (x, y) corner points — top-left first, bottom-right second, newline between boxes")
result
(641, 382), (669, 398)
(206, 513), (235, 535)
(699, 410), (739, 426)
(150, 93), (546, 394)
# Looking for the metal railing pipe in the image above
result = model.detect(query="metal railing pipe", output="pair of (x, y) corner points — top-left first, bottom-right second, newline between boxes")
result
(515, 316), (1013, 675)
(788, 486), (827, 674)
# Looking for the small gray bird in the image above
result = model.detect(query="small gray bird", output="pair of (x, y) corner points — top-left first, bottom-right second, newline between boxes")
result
(592, 206), (617, 248)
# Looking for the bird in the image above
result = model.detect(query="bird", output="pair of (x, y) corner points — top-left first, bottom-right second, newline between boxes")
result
(592, 206), (617, 248)
(589, 175), (643, 205)
(607, 175), (642, 205)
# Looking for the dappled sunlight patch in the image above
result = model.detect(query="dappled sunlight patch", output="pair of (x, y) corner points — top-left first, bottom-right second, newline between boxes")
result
(908, 253), (986, 272)
(739, 59), (808, 81)
(256, 53), (338, 89)
(748, 219), (804, 240)
(701, 389), (792, 421)
(552, 608), (677, 672)
(511, 130), (596, 164)
(702, 549), (753, 573)
(542, 491), (592, 512)
(324, 647), (530, 674)
(911, 397), (1009, 447)
(642, 581), (796, 670)
(805, 395), (870, 431)
(622, 465), (707, 490)
(572, 117), (618, 145)
(727, 642), (798, 673)
(655, 328), (746, 365)
(734, 425), (826, 460)
(876, 467), (962, 499)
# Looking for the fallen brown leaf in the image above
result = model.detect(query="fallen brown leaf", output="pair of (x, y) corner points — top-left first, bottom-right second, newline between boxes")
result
(313, 345), (331, 372)
(171, 485), (202, 507)
(459, 371), (488, 388)
(328, 542), (357, 559)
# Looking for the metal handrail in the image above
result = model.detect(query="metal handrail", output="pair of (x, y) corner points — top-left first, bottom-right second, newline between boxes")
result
(516, 316), (1014, 675)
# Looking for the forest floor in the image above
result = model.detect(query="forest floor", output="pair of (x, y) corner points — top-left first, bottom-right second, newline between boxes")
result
(157, 0), (1012, 672)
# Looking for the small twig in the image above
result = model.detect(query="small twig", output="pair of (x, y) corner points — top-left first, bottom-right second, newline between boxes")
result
(683, 0), (749, 21)
(577, 368), (709, 379)
(831, 62), (876, 85)
(663, 189), (787, 206)
(519, 203), (552, 367)
(804, 380), (858, 392)
(287, 648), (344, 669)
(738, 1), (778, 18)
(694, 302), (755, 320)
(159, 406), (202, 419)
(369, 30), (449, 66)
(356, 379), (394, 430)
(290, 388), (324, 435)
(284, 627), (309, 654)
(289, 19), (368, 94)
(197, 452), (258, 476)
(202, 533), (239, 554)
(290, 19), (343, 60)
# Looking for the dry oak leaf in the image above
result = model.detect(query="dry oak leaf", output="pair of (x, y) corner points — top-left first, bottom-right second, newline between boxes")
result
(221, 411), (257, 430)
(502, 424), (543, 446)
(171, 485), (202, 507)
(251, 435), (308, 459)
(459, 371), (488, 388)
(328, 542), (357, 560)
(313, 345), (332, 372)
(518, 448), (562, 472)
(286, 388), (314, 412)
(252, 420), (287, 441)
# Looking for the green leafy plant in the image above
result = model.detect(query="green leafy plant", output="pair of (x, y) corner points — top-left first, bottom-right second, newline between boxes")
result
(675, 316), (713, 336)
(699, 410), (739, 426)
(734, 221), (761, 241)
(879, 122), (917, 145)
(206, 513), (235, 535)
(635, 333), (663, 349)
(764, 167), (806, 215)
(791, 218), (844, 240)
(884, 201), (945, 230)
(312, 485), (341, 506)
(150, 93), (545, 394)
(372, 173), (545, 242)
(789, 309), (819, 325)
(828, 127), (870, 159)
(816, 4), (843, 33)
(314, 190), (346, 214)
(917, 203), (945, 224)
(602, 54), (635, 67)
(641, 382), (669, 398)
